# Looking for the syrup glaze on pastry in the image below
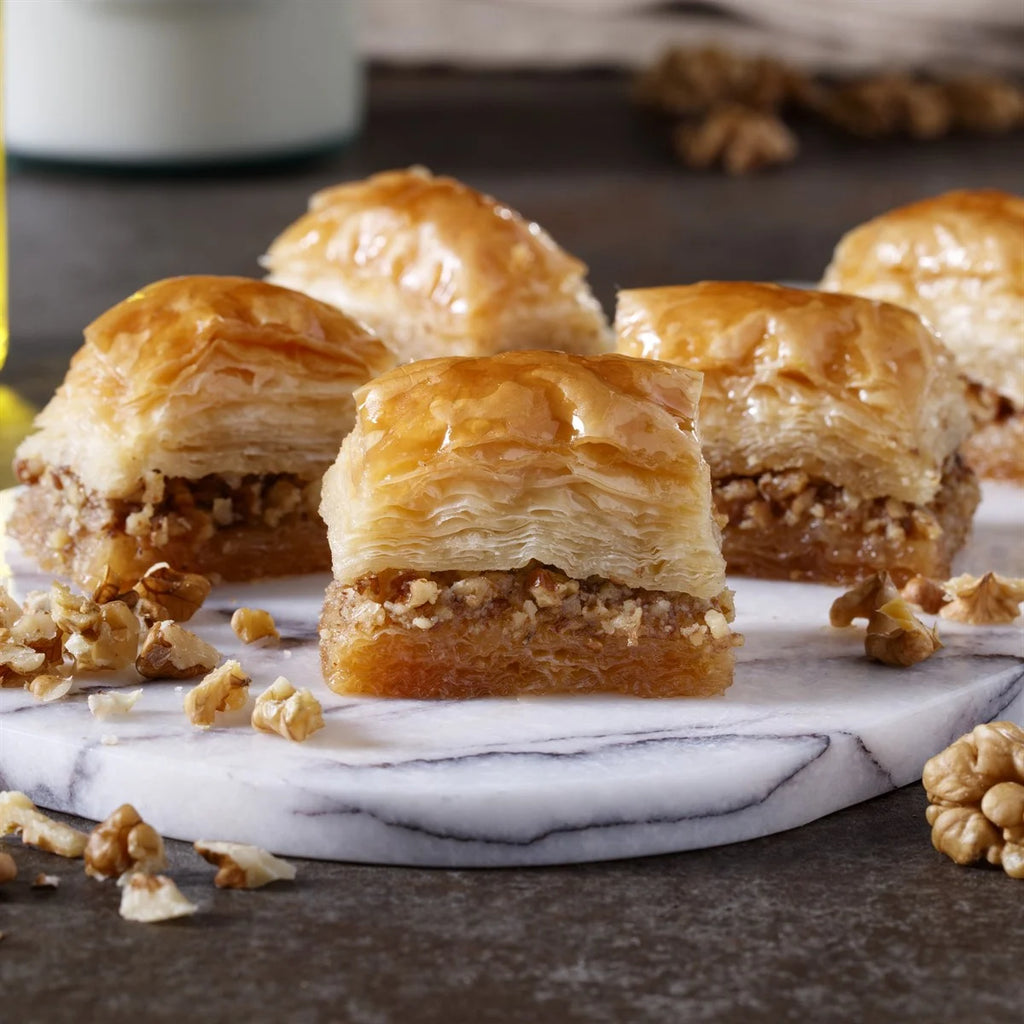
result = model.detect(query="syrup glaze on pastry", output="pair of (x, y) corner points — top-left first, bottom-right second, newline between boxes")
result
(821, 189), (1024, 481)
(262, 166), (611, 363)
(12, 275), (395, 587)
(319, 351), (738, 698)
(615, 282), (978, 585)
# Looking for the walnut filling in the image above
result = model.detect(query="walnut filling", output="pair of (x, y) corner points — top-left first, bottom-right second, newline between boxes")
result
(14, 465), (320, 547)
(713, 455), (978, 585)
(344, 563), (736, 648)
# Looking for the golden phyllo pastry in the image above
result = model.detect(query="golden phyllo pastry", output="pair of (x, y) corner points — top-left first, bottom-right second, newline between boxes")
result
(615, 282), (979, 585)
(821, 189), (1024, 482)
(12, 275), (395, 587)
(319, 351), (738, 699)
(262, 166), (610, 363)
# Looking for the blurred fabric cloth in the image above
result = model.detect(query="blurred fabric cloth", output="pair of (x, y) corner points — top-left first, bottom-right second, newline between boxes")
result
(364, 0), (1024, 72)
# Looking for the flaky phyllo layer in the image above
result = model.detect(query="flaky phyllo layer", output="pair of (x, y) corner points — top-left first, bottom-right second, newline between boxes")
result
(321, 351), (727, 600)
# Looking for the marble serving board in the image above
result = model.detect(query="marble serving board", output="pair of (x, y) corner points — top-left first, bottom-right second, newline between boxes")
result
(1, 485), (1021, 867)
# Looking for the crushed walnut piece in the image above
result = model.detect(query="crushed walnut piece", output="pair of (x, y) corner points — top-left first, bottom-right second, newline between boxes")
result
(84, 804), (167, 881)
(50, 584), (139, 672)
(32, 873), (60, 889)
(0, 791), (88, 858)
(634, 46), (807, 115)
(819, 74), (952, 139)
(865, 598), (942, 668)
(137, 621), (219, 680)
(939, 573), (1024, 625)
(87, 688), (143, 720)
(251, 676), (324, 743)
(118, 872), (198, 923)
(830, 572), (940, 667)
(0, 640), (46, 687)
(944, 75), (1024, 133)
(89, 565), (139, 609)
(184, 660), (250, 728)
(0, 584), (21, 629)
(26, 673), (73, 703)
(0, 851), (17, 884)
(829, 572), (901, 627)
(900, 575), (948, 615)
(193, 840), (297, 889)
(674, 103), (798, 175)
(9, 610), (64, 672)
(230, 607), (280, 646)
(923, 721), (1024, 879)
(133, 563), (211, 626)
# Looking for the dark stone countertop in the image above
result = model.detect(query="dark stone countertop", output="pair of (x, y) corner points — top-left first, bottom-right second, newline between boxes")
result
(2, 70), (1023, 1024)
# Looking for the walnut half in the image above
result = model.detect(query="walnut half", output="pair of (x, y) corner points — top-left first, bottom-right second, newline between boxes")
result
(84, 803), (167, 880)
(923, 721), (1024, 879)
(939, 573), (1024, 625)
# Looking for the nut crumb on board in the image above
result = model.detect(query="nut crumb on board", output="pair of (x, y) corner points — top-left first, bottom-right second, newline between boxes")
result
(251, 676), (324, 743)
(184, 660), (250, 728)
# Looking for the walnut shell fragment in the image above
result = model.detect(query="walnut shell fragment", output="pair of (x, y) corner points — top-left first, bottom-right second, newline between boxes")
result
(137, 621), (219, 680)
(251, 676), (324, 743)
(194, 840), (297, 889)
(119, 873), (197, 923)
(84, 804), (167, 881)
(133, 563), (211, 626)
(0, 790), (88, 858)
(184, 660), (250, 728)
(940, 573), (1024, 625)
(923, 721), (1024, 879)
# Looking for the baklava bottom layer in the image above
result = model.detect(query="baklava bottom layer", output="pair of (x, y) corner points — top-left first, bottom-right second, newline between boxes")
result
(10, 467), (329, 587)
(714, 455), (979, 586)
(320, 564), (739, 699)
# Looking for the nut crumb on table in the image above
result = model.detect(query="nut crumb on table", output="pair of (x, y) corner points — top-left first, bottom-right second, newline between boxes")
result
(923, 721), (1024, 879)
(0, 791), (88, 858)
(194, 839), (297, 889)
(118, 872), (198, 923)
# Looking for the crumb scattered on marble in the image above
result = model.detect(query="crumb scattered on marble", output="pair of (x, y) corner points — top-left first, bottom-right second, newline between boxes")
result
(88, 688), (143, 720)
(194, 839), (297, 889)
(101, 735), (119, 746)
(231, 607), (280, 646)
(251, 676), (324, 742)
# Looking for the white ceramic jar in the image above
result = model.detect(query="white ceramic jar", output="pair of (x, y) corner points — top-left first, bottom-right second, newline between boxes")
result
(3, 0), (363, 164)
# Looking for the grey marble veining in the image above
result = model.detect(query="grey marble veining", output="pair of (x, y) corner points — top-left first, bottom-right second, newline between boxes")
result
(0, 484), (1021, 867)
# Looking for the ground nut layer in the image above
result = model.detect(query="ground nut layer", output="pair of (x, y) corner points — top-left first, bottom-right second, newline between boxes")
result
(961, 385), (1023, 482)
(320, 564), (739, 699)
(10, 466), (329, 587)
(714, 455), (979, 586)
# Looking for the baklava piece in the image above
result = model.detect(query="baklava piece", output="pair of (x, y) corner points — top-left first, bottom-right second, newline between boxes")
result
(615, 282), (978, 586)
(821, 189), (1024, 482)
(12, 275), (394, 587)
(261, 166), (610, 363)
(319, 351), (738, 698)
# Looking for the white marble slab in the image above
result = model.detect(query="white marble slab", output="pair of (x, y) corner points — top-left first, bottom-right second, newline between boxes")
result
(0, 484), (1021, 866)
